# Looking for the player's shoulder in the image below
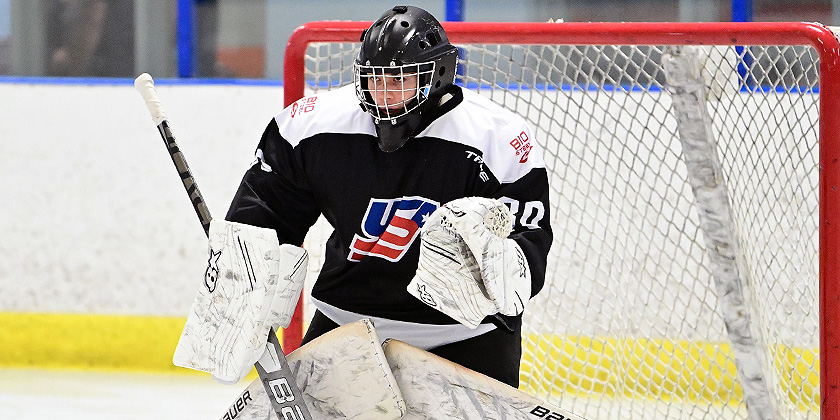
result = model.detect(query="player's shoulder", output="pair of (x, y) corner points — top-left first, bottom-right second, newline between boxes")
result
(458, 88), (527, 128)
(273, 84), (375, 147)
(420, 87), (545, 183)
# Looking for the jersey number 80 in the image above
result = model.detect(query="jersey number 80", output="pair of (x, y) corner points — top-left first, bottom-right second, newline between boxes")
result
(500, 197), (545, 229)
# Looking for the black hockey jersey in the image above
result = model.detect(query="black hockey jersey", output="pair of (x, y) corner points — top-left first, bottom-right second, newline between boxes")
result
(226, 84), (552, 332)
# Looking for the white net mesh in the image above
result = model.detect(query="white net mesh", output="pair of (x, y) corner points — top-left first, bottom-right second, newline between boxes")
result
(297, 39), (820, 420)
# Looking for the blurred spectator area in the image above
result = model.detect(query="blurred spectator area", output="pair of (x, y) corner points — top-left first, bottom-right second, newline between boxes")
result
(0, 0), (836, 79)
(0, 0), (9, 74)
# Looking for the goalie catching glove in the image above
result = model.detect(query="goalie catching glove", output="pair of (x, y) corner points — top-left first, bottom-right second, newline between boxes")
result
(173, 220), (308, 384)
(408, 197), (531, 329)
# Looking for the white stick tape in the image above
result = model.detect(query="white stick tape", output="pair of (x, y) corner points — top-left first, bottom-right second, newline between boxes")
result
(134, 73), (167, 126)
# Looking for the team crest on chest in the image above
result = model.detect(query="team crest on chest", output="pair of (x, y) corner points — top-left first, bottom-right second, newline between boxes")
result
(348, 196), (439, 262)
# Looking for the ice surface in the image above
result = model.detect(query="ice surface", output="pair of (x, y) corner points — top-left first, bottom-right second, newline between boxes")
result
(0, 368), (248, 420)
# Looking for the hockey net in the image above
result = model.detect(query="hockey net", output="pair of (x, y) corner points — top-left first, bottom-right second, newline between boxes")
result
(283, 21), (840, 420)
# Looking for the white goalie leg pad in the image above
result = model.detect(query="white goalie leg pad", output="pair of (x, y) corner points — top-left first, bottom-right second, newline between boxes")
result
(218, 319), (406, 420)
(443, 197), (531, 317)
(408, 197), (531, 328)
(173, 219), (308, 384)
(383, 339), (587, 420)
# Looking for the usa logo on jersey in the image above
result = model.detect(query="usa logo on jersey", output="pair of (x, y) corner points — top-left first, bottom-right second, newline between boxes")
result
(348, 196), (439, 262)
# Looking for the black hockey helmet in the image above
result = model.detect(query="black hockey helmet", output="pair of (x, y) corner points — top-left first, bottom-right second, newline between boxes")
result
(354, 5), (459, 152)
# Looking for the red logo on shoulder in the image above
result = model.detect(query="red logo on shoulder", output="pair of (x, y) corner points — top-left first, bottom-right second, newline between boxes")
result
(510, 131), (532, 163)
(290, 96), (318, 118)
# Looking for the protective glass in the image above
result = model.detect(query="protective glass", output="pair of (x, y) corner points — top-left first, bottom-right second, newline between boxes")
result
(353, 62), (435, 123)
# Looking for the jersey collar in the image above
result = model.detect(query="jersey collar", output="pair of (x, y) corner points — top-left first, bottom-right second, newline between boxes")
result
(411, 84), (463, 136)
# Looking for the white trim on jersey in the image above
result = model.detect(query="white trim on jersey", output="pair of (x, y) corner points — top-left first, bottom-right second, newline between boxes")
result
(416, 88), (547, 184)
(273, 84), (545, 185)
(275, 85), (376, 148)
(311, 297), (496, 350)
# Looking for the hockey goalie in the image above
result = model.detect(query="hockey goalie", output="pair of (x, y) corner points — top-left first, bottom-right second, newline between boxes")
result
(221, 3), (551, 389)
(171, 5), (575, 420)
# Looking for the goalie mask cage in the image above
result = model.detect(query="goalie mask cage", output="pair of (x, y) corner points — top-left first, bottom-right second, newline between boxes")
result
(283, 21), (840, 420)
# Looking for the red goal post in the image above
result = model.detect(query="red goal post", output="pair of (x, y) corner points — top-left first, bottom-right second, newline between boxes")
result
(283, 21), (840, 419)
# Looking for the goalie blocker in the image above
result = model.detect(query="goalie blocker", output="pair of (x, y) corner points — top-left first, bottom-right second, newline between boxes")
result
(173, 219), (308, 384)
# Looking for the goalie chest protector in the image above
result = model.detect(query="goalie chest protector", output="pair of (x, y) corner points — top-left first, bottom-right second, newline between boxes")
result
(226, 84), (552, 327)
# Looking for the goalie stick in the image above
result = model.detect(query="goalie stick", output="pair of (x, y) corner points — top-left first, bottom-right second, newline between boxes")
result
(134, 73), (314, 420)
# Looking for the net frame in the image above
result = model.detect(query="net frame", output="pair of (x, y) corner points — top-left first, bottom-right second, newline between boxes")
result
(281, 21), (840, 419)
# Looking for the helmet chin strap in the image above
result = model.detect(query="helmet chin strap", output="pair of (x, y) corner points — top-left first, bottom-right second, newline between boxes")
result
(373, 108), (423, 152)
